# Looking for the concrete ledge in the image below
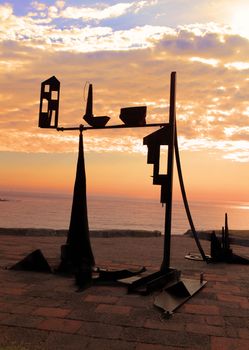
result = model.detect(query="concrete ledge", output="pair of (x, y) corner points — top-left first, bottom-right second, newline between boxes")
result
(0, 227), (162, 238)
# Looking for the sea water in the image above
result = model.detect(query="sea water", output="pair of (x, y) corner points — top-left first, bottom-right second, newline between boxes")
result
(0, 190), (249, 234)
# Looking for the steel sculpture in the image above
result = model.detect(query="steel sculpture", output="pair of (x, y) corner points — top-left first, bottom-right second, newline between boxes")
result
(11, 71), (211, 313)
(121, 73), (207, 306)
(57, 126), (95, 287)
(210, 213), (249, 264)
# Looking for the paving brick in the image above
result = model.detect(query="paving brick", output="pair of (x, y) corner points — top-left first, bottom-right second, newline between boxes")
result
(28, 296), (62, 307)
(186, 323), (225, 336)
(44, 332), (89, 350)
(37, 318), (83, 334)
(32, 306), (71, 318)
(136, 344), (192, 350)
(221, 306), (249, 317)
(95, 304), (131, 316)
(224, 316), (249, 328)
(0, 325), (49, 349)
(206, 316), (225, 326)
(84, 285), (126, 297)
(238, 328), (249, 339)
(240, 300), (249, 309)
(0, 312), (10, 322)
(78, 320), (123, 339)
(67, 302), (103, 323)
(217, 294), (248, 304)
(85, 338), (137, 350)
(213, 283), (241, 293)
(122, 327), (210, 349)
(0, 302), (18, 313)
(14, 304), (36, 315)
(194, 289), (217, 300)
(117, 295), (152, 308)
(211, 336), (249, 350)
(92, 307), (147, 328)
(225, 326), (238, 338)
(1, 314), (43, 329)
(84, 294), (119, 304)
(183, 304), (220, 315)
(0, 281), (29, 289)
(0, 234), (248, 350)
(173, 312), (206, 324)
(205, 274), (229, 282)
(0, 287), (27, 296)
(144, 319), (185, 332)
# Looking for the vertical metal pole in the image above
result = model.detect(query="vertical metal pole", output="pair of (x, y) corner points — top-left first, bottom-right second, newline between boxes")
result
(161, 72), (176, 272)
(224, 213), (229, 250)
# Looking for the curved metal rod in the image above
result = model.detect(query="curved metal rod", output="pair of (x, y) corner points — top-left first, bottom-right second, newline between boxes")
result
(174, 124), (208, 263)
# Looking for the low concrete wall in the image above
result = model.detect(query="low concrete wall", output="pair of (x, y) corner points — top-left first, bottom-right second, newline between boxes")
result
(0, 227), (162, 238)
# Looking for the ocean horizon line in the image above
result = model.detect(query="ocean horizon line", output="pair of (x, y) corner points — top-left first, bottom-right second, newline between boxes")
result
(1, 189), (249, 234)
(1, 188), (249, 207)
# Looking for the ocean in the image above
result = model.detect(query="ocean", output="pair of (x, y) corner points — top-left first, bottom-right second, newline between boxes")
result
(0, 190), (249, 234)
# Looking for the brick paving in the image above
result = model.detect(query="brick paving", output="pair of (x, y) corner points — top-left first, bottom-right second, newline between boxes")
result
(0, 234), (248, 349)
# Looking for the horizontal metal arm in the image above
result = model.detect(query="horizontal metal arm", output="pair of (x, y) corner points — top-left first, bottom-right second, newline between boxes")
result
(57, 123), (168, 132)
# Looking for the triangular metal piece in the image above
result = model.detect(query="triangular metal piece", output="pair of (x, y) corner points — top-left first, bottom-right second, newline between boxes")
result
(10, 249), (52, 273)
(154, 278), (207, 313)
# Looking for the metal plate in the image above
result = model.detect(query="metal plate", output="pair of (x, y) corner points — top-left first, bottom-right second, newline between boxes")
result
(154, 278), (207, 313)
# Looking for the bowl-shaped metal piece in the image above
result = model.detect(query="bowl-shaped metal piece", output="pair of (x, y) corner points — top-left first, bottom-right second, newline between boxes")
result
(83, 114), (110, 127)
(119, 106), (147, 126)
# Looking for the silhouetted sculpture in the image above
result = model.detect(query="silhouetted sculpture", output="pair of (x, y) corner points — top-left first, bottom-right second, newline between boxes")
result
(143, 72), (176, 272)
(10, 71), (209, 312)
(39, 76), (60, 128)
(83, 84), (110, 127)
(10, 249), (52, 273)
(58, 126), (95, 286)
(143, 127), (170, 203)
(210, 213), (249, 264)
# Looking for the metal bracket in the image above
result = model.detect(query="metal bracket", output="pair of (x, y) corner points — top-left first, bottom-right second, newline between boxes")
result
(154, 278), (207, 314)
(118, 268), (181, 295)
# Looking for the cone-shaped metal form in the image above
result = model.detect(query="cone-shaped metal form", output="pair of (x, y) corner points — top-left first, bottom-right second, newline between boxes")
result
(67, 127), (95, 265)
(58, 127), (95, 274)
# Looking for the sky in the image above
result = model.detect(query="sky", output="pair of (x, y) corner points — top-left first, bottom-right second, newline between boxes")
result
(0, 0), (249, 202)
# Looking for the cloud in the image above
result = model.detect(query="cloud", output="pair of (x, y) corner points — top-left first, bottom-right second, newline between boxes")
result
(0, 2), (249, 163)
(29, 0), (158, 22)
(60, 3), (134, 21)
(178, 136), (249, 163)
(31, 1), (47, 11)
(0, 3), (172, 52)
(1, 4), (249, 61)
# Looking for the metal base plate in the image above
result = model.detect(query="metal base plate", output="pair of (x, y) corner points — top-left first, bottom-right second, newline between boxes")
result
(154, 278), (207, 313)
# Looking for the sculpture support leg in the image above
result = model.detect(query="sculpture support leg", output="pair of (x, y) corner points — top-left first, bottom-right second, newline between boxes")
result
(58, 127), (95, 275)
(161, 72), (176, 272)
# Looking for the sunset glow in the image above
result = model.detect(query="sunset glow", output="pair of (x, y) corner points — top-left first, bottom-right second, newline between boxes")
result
(232, 4), (249, 39)
(0, 0), (249, 202)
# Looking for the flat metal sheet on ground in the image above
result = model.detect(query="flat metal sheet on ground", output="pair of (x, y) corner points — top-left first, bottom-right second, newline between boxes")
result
(154, 278), (207, 313)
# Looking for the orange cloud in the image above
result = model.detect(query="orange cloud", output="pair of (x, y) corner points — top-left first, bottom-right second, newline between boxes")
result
(0, 3), (249, 165)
